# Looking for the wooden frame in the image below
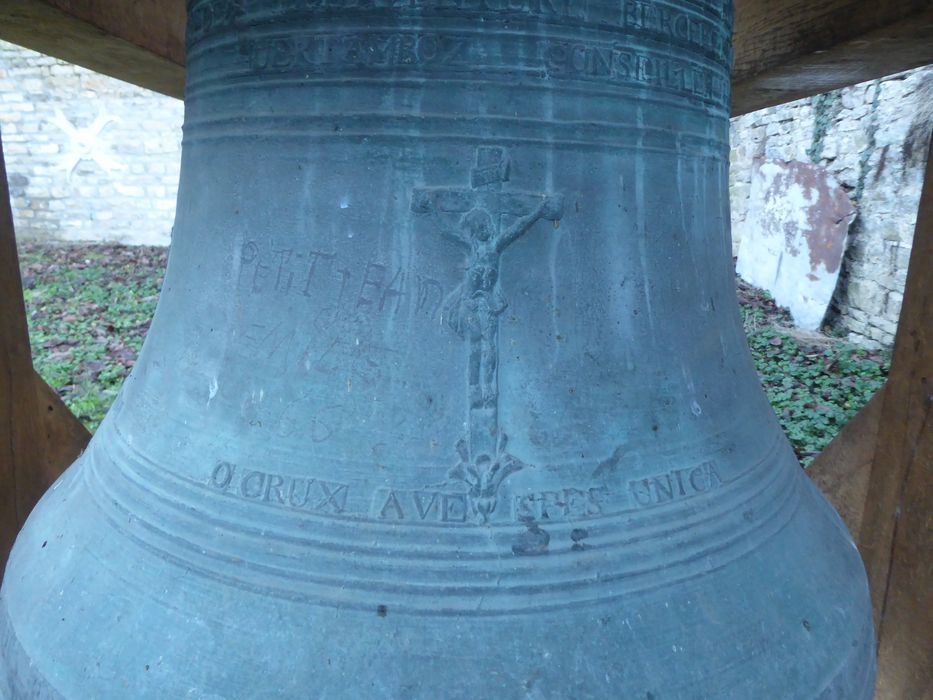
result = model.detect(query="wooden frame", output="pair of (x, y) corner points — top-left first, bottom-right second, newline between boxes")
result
(0, 130), (90, 571)
(1, 2), (930, 696)
(1, 0), (932, 116)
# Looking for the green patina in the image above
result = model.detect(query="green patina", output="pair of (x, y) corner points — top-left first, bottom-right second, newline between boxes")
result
(17, 243), (891, 466)
(806, 89), (842, 164)
(854, 80), (883, 202)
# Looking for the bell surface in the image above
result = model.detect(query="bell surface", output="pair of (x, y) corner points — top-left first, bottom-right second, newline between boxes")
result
(1, 1), (875, 698)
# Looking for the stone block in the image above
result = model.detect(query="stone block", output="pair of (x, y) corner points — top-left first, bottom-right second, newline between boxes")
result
(840, 88), (866, 110)
(874, 317), (899, 337)
(847, 277), (882, 307)
(884, 291), (904, 320)
(866, 325), (889, 343)
(736, 160), (856, 330)
(846, 308), (869, 324)
(115, 184), (145, 197)
(21, 78), (44, 92)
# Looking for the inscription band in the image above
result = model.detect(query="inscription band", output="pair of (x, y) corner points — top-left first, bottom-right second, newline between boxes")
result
(186, 30), (730, 110)
(188, 0), (732, 64)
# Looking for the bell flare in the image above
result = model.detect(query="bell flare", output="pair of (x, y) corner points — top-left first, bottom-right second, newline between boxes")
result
(1, 0), (875, 697)
(1, 442), (874, 697)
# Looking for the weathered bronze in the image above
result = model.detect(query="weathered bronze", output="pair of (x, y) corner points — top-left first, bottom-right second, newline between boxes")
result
(1, 1), (875, 697)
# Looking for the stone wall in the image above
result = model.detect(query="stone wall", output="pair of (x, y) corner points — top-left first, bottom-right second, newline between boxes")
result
(0, 40), (182, 246)
(730, 66), (933, 347)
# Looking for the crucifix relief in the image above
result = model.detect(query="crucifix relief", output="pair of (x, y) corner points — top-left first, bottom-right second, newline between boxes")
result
(411, 146), (563, 521)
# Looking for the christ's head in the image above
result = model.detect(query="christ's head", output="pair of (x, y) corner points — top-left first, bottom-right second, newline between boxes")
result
(461, 208), (495, 242)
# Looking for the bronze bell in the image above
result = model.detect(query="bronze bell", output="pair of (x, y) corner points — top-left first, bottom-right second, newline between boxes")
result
(1, 0), (875, 697)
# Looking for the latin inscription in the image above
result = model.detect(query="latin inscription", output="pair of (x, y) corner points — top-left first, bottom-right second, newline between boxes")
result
(544, 41), (728, 102)
(188, 0), (731, 106)
(618, 1), (729, 58)
(190, 0), (589, 43)
(512, 486), (609, 521)
(371, 487), (469, 522)
(242, 33), (468, 73)
(628, 461), (722, 507)
(205, 461), (728, 521)
(190, 0), (729, 62)
(210, 461), (350, 513)
(233, 32), (727, 103)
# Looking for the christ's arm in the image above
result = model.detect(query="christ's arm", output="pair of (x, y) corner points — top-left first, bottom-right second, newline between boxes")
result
(496, 195), (563, 253)
(411, 189), (469, 245)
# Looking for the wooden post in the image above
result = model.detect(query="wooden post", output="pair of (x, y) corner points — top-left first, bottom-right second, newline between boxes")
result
(808, 387), (885, 537)
(808, 136), (933, 700)
(858, 136), (933, 700)
(0, 128), (90, 572)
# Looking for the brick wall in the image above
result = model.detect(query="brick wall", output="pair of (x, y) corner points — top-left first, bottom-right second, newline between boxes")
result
(0, 40), (182, 246)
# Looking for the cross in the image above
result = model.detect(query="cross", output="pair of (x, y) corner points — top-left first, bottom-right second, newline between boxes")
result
(49, 107), (123, 179)
(411, 147), (563, 520)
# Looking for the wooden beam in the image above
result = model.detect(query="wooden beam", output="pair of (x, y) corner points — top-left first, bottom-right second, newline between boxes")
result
(732, 1), (933, 116)
(856, 135), (933, 700)
(0, 0), (185, 99)
(32, 369), (91, 493)
(0, 128), (90, 572)
(0, 127), (43, 569)
(1, 0), (931, 110)
(807, 385), (885, 538)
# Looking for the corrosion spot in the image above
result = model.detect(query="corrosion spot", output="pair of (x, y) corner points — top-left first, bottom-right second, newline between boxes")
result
(512, 520), (550, 556)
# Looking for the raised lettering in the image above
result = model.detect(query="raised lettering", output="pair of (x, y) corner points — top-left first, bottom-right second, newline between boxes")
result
(629, 479), (653, 506)
(629, 462), (724, 507)
(441, 493), (468, 522)
(288, 478), (314, 507)
(210, 461), (236, 490)
(264, 474), (287, 503)
(317, 481), (349, 512)
(240, 470), (266, 499)
(413, 490), (439, 520)
(379, 490), (406, 519)
(208, 463), (353, 516)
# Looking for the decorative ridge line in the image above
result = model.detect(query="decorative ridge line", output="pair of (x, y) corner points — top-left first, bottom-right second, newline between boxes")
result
(180, 131), (728, 157)
(179, 27), (731, 108)
(180, 111), (728, 146)
(85, 419), (790, 553)
(185, 0), (732, 62)
(186, 19), (732, 70)
(183, 76), (731, 117)
(81, 448), (801, 615)
(183, 65), (730, 103)
(185, 0), (729, 21)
